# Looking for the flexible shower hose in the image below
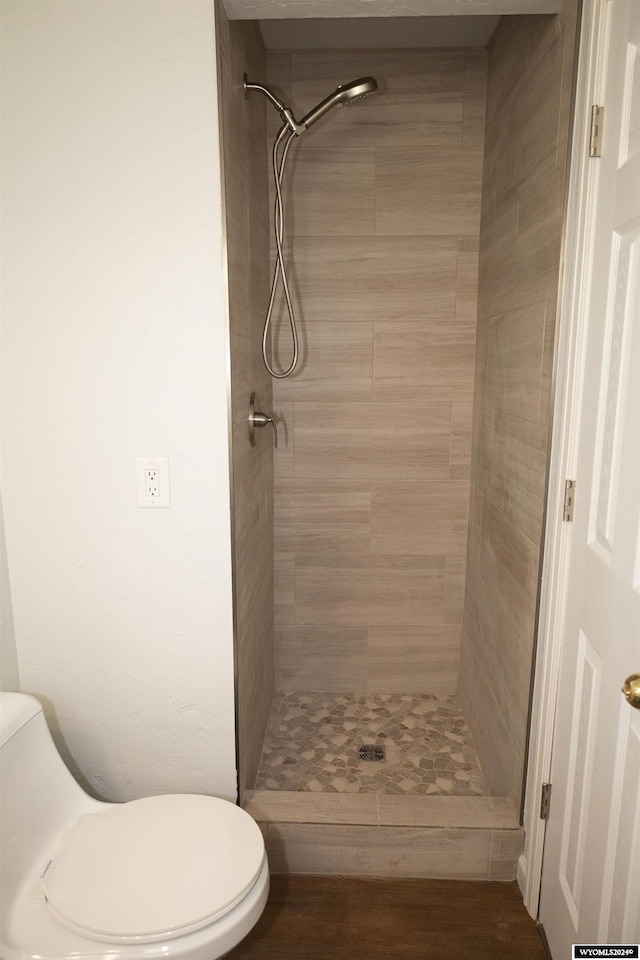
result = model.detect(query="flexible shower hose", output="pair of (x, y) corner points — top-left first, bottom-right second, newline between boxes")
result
(262, 123), (299, 379)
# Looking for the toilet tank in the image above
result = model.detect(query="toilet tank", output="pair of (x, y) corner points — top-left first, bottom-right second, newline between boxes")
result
(0, 693), (103, 889)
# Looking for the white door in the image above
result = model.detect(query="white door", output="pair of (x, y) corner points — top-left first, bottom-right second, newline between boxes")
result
(539, 0), (640, 955)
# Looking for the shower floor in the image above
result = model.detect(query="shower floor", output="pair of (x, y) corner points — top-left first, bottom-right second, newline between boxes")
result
(255, 692), (488, 797)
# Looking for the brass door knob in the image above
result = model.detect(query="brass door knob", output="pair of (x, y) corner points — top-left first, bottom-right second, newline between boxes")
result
(622, 674), (640, 709)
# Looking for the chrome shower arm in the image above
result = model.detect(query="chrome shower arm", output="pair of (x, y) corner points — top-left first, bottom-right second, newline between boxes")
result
(243, 76), (305, 136)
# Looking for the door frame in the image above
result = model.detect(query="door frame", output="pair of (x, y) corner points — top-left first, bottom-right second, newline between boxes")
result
(520, 0), (607, 919)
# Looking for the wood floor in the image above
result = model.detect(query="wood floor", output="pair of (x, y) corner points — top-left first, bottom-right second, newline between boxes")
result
(227, 875), (549, 960)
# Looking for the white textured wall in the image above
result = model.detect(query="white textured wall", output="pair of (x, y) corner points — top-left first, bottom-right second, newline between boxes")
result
(0, 489), (20, 692)
(1, 1), (237, 802)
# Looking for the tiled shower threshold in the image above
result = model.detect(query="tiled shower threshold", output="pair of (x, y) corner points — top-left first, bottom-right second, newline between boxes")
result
(246, 693), (523, 880)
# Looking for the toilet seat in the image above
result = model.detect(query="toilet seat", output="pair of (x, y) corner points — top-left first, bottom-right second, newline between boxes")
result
(41, 794), (266, 944)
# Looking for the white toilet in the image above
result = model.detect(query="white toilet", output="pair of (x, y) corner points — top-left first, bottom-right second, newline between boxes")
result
(0, 692), (269, 960)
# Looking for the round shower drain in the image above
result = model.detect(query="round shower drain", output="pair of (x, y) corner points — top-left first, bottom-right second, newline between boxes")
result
(357, 744), (386, 762)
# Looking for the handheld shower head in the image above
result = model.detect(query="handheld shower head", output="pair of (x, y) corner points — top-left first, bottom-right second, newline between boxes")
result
(244, 74), (378, 137)
(300, 77), (378, 130)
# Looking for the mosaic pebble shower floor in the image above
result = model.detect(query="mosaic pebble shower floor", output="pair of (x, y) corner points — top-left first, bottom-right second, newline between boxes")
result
(256, 693), (488, 796)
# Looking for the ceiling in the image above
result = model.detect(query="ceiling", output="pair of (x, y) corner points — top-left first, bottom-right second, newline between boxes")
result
(258, 15), (501, 49)
(223, 0), (563, 18)
(223, 0), (563, 51)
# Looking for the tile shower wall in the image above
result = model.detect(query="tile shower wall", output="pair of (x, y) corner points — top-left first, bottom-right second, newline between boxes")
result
(267, 49), (487, 694)
(217, 6), (273, 796)
(459, 5), (579, 804)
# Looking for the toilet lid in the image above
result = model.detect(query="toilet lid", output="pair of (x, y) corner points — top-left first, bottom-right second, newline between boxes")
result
(41, 794), (266, 944)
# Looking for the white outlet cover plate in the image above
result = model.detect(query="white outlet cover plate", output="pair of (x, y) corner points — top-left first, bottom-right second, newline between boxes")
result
(136, 457), (171, 508)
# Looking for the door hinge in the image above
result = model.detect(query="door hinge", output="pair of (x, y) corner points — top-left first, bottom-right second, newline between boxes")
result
(563, 479), (576, 522)
(540, 782), (552, 820)
(589, 104), (604, 157)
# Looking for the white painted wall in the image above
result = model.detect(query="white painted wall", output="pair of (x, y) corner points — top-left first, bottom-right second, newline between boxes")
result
(0, 489), (20, 693)
(0, 1), (237, 802)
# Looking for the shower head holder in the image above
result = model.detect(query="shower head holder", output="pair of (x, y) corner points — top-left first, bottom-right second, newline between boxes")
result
(243, 74), (377, 136)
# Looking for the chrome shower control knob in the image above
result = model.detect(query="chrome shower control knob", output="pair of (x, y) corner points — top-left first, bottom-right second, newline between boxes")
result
(248, 392), (278, 448)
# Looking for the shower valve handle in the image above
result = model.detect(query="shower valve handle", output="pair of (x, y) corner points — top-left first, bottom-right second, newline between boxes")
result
(249, 392), (278, 448)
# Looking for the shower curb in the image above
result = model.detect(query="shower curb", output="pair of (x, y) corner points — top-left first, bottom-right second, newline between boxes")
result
(245, 791), (522, 881)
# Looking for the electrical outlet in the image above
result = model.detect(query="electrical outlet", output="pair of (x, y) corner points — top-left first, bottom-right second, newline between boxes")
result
(145, 469), (160, 498)
(136, 458), (170, 508)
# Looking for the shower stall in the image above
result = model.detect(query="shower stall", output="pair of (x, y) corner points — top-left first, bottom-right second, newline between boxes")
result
(216, 0), (579, 878)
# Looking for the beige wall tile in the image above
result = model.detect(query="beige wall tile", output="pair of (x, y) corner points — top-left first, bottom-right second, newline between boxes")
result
(470, 404), (508, 510)
(458, 635), (523, 800)
(235, 490), (274, 790)
(497, 21), (564, 196)
(466, 485), (483, 573)
(367, 625), (460, 694)
(515, 171), (564, 310)
(276, 479), (371, 554)
(245, 789), (379, 825)
(289, 236), (458, 322)
(284, 148), (376, 236)
(375, 147), (484, 236)
(271, 47), (485, 696)
(265, 822), (491, 878)
(220, 10), (274, 795)
(373, 321), (475, 403)
(371, 481), (468, 556)
(539, 300), (557, 428)
(503, 416), (548, 545)
(274, 552), (295, 625)
(294, 555), (445, 627)
(275, 624), (367, 691)
(456, 237), (480, 325)
(444, 555), (467, 626)
(288, 50), (466, 149)
(378, 795), (518, 829)
(479, 497), (533, 634)
(273, 401), (295, 479)
(463, 49), (488, 147)
(294, 402), (452, 482)
(489, 829), (525, 881)
(450, 402), (473, 480)
(477, 199), (519, 320)
(273, 321), (374, 403)
(486, 303), (546, 424)
(232, 413), (274, 538)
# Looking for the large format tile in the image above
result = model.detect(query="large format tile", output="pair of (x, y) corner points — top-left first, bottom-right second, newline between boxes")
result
(378, 795), (518, 829)
(456, 237), (480, 325)
(289, 236), (458, 322)
(275, 479), (371, 554)
(294, 402), (452, 481)
(367, 625), (459, 694)
(515, 169), (564, 308)
(275, 625), (368, 691)
(265, 822), (492, 879)
(503, 416), (548, 545)
(294, 555), (445, 626)
(284, 148), (375, 237)
(444, 555), (467, 626)
(450, 402), (473, 480)
(370, 481), (469, 556)
(288, 50), (466, 149)
(486, 303), (546, 425)
(273, 321), (374, 402)
(478, 497), (533, 634)
(470, 405), (508, 510)
(245, 790), (379, 825)
(372, 320), (475, 403)
(463, 49), (488, 148)
(375, 147), (483, 237)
